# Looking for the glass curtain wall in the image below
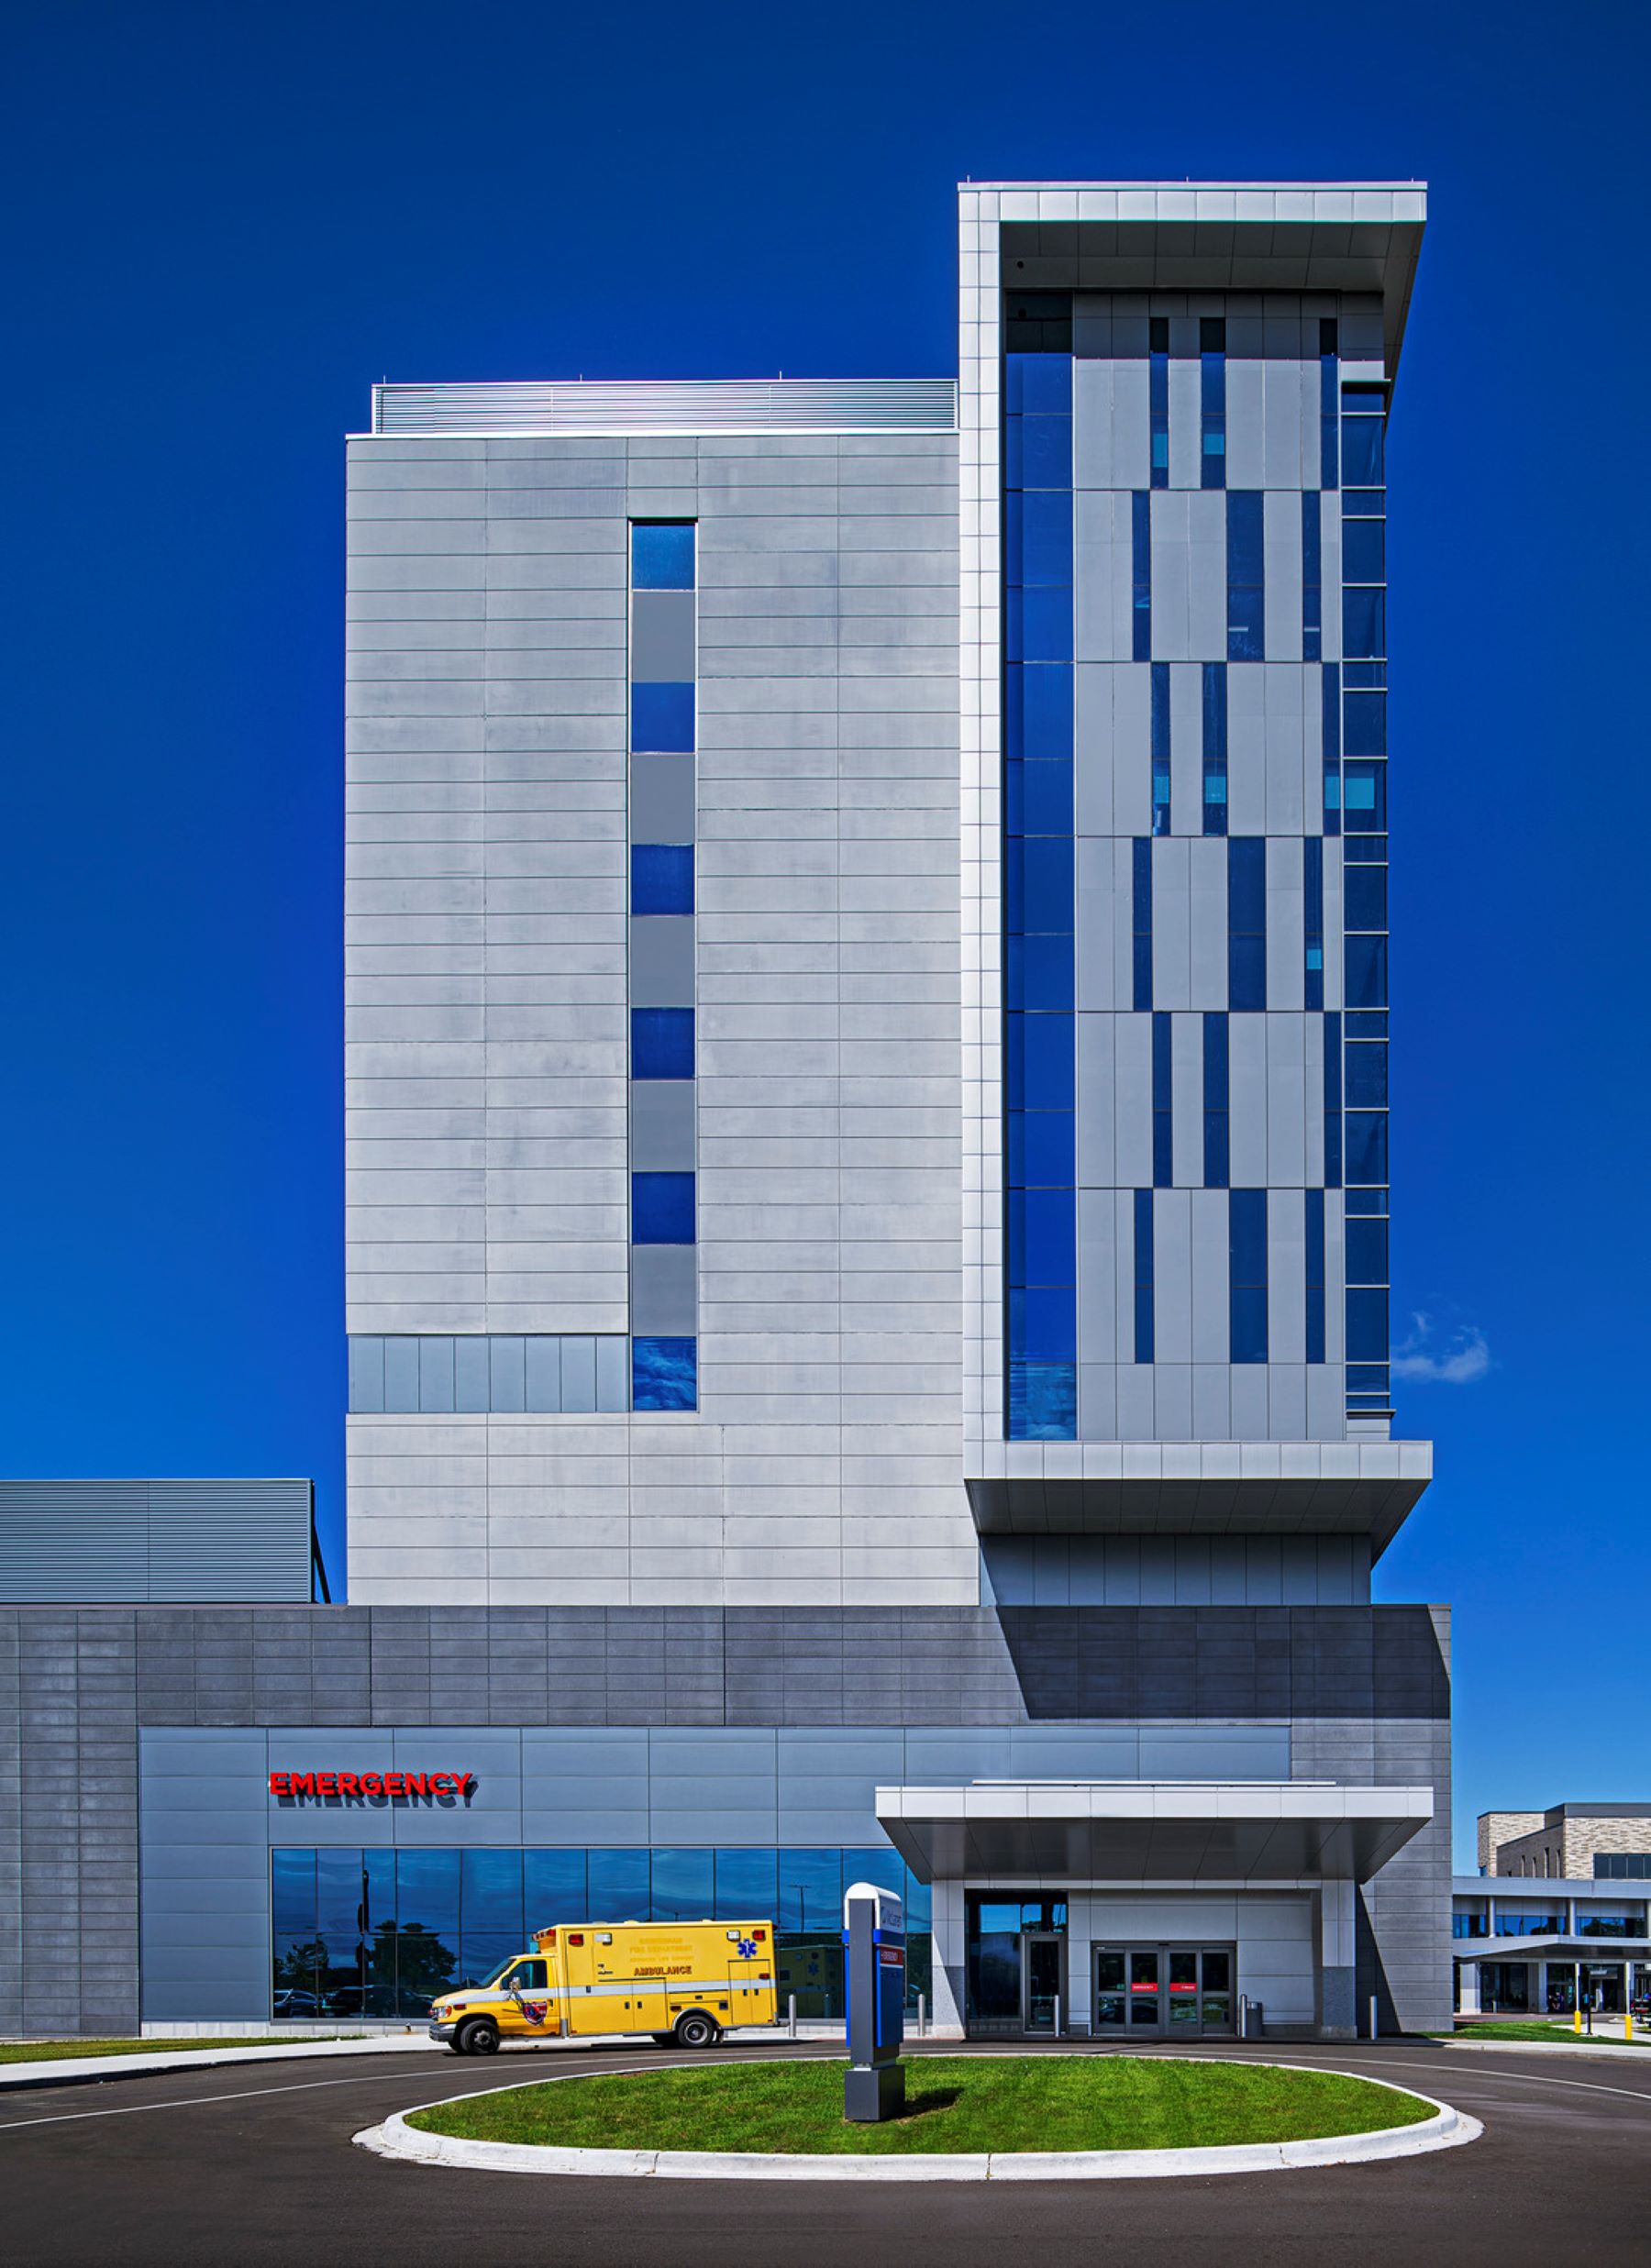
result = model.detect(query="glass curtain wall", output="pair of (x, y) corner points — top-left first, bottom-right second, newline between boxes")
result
(271, 1846), (932, 2020)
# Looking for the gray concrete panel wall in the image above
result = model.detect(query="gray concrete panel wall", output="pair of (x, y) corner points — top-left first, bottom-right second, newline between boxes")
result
(347, 432), (968, 1606)
(0, 1602), (1448, 2035)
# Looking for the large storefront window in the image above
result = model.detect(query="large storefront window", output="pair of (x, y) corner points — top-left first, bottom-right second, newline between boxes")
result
(271, 1846), (931, 2021)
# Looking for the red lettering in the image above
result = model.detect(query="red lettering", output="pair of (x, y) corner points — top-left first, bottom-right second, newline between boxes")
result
(269, 1773), (290, 1798)
(317, 1774), (338, 1798)
(361, 1774), (384, 1798)
(384, 1773), (405, 1798)
(290, 1773), (316, 1797)
(430, 1773), (457, 1797)
(405, 1774), (428, 1797)
(338, 1773), (360, 1797)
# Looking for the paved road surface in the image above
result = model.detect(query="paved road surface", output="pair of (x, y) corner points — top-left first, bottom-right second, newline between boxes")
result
(6, 2036), (1651, 2267)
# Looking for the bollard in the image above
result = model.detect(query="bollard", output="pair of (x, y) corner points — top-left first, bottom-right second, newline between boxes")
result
(918, 1993), (926, 2039)
(1628, 2008), (1635, 2043)
(1574, 2004), (1582, 2035)
(788, 1993), (797, 2041)
(1368, 1994), (1379, 2041)
(1053, 1995), (1062, 2040)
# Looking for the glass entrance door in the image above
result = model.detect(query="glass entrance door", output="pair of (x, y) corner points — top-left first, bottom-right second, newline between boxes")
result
(1022, 1933), (1065, 2032)
(1091, 1945), (1235, 2038)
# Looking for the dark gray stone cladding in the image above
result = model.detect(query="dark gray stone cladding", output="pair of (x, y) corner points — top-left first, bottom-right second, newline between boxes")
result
(0, 1602), (1450, 2037)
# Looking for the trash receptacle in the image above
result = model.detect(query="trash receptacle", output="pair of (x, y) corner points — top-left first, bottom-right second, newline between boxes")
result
(1240, 1997), (1264, 2040)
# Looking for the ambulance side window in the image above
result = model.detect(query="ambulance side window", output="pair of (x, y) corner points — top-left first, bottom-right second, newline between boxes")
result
(514, 1960), (548, 1989)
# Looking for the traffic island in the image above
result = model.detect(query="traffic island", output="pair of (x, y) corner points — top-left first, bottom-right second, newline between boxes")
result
(356, 2055), (1481, 2180)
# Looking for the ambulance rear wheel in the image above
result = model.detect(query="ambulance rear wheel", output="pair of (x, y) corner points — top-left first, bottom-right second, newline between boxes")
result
(673, 2010), (720, 2049)
(456, 2018), (501, 2056)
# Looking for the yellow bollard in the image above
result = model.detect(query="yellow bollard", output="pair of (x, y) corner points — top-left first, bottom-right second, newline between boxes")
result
(1628, 2008), (1634, 2043)
(1574, 2005), (1582, 2035)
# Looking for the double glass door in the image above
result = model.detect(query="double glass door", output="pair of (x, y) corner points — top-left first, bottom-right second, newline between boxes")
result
(1093, 1945), (1235, 2038)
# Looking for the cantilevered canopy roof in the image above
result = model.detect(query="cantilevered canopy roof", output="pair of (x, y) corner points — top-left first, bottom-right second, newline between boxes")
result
(878, 1780), (1433, 1885)
(970, 182), (1427, 380)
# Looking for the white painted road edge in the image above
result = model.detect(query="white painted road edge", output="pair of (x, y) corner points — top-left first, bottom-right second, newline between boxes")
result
(0, 2036), (442, 2090)
(353, 2059), (1483, 2182)
(0, 2023), (809, 2093)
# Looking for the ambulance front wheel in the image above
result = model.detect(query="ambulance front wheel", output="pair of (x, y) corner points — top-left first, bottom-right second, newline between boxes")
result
(673, 2010), (721, 2049)
(455, 2018), (501, 2056)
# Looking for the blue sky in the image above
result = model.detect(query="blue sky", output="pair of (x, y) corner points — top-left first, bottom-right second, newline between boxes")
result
(3, 0), (1645, 1866)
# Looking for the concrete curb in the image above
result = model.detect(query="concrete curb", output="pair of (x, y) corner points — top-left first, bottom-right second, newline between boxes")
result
(0, 2036), (442, 2092)
(353, 2058), (1482, 2183)
(1437, 2037), (1651, 2062)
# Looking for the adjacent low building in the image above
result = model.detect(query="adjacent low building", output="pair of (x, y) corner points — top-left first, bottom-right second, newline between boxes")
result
(1455, 1806), (1651, 2017)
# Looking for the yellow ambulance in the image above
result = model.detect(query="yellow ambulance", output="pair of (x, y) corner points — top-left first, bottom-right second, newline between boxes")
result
(428, 1917), (778, 2055)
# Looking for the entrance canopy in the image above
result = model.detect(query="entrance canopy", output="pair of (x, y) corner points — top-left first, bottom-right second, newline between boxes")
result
(877, 1781), (1432, 1885)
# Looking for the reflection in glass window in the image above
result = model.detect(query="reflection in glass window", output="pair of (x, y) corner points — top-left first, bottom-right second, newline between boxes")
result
(1149, 315), (1169, 488)
(1226, 491), (1264, 661)
(631, 1335), (696, 1412)
(1200, 317), (1225, 489)
(1202, 665), (1227, 836)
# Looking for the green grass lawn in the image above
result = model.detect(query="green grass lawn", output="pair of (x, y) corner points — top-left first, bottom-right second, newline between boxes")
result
(0, 2036), (364, 2063)
(408, 2055), (1434, 2156)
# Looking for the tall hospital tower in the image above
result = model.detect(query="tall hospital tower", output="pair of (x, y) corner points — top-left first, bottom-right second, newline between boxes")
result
(0, 183), (1455, 2044)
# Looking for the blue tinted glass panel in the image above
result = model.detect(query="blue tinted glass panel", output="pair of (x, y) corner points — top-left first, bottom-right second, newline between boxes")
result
(1014, 583), (1074, 663)
(1018, 1189), (1077, 1283)
(1014, 489), (1073, 585)
(1005, 1012), (1075, 1110)
(1227, 838), (1267, 1012)
(1202, 664), (1227, 836)
(524, 1850), (589, 1927)
(1152, 1012), (1172, 1189)
(1346, 1287), (1390, 1363)
(1305, 1189), (1326, 1364)
(1018, 1286), (1076, 1362)
(1320, 329), (1339, 488)
(1132, 492), (1151, 660)
(1344, 1044), (1388, 1108)
(1324, 1011), (1342, 1189)
(1011, 1110), (1076, 1188)
(1203, 1012), (1229, 1189)
(631, 843), (693, 914)
(1302, 492), (1323, 659)
(272, 1849), (317, 1936)
(1018, 758), (1074, 837)
(1013, 836), (1074, 932)
(1132, 837), (1152, 1010)
(778, 1851), (843, 1935)
(631, 1006), (694, 1079)
(630, 680), (695, 752)
(631, 523), (695, 590)
(1344, 865), (1388, 933)
(1343, 588), (1386, 658)
(461, 1848), (525, 1939)
(1133, 1187), (1154, 1364)
(1229, 1188), (1268, 1365)
(1008, 1362), (1078, 1440)
(1230, 1285), (1268, 1365)
(712, 1849), (779, 1920)
(1017, 413), (1072, 488)
(1342, 518), (1386, 584)
(1344, 933), (1389, 1009)
(1303, 836), (1324, 1012)
(1200, 320), (1226, 489)
(1014, 353), (1071, 415)
(1345, 1111), (1389, 1185)
(1014, 662), (1074, 759)
(1226, 492), (1265, 661)
(1006, 932), (1075, 1012)
(1322, 662), (1341, 836)
(1346, 1215), (1389, 1284)
(1344, 763), (1387, 830)
(632, 1171), (695, 1245)
(1149, 320), (1169, 487)
(1343, 691), (1386, 757)
(588, 1849), (651, 1920)
(632, 1335), (696, 1411)
(1341, 414), (1385, 486)
(650, 1849), (715, 1922)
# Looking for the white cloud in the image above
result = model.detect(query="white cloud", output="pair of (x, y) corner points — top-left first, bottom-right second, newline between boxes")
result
(1390, 1311), (1491, 1385)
